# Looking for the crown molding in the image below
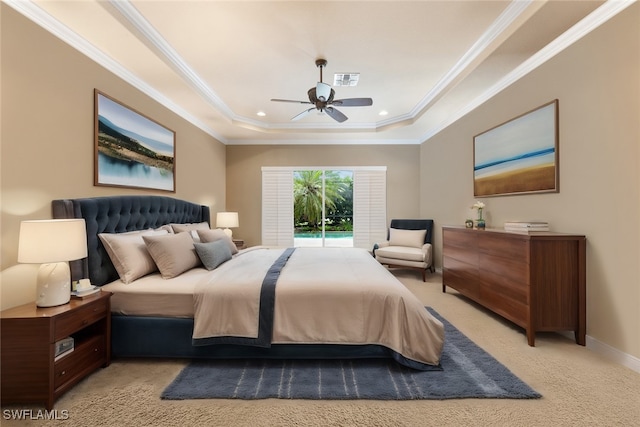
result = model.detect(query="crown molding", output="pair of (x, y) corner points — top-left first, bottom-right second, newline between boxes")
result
(420, 0), (636, 143)
(5, 0), (228, 144)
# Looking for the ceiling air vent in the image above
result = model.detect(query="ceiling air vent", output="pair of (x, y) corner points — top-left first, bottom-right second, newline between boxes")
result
(333, 73), (360, 87)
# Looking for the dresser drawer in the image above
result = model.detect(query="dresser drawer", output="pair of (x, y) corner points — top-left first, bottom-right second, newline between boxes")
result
(54, 298), (108, 339)
(480, 252), (529, 286)
(54, 334), (106, 389)
(478, 233), (529, 261)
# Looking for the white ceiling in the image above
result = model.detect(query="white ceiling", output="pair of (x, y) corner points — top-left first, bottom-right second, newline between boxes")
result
(10, 0), (626, 145)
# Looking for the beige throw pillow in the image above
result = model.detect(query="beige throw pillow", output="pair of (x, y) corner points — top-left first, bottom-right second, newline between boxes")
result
(388, 228), (426, 248)
(142, 232), (202, 279)
(98, 229), (168, 284)
(170, 222), (210, 234)
(196, 228), (238, 255)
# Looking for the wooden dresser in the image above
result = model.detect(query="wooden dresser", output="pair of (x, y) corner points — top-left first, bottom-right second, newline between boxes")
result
(442, 226), (586, 346)
(1, 291), (111, 409)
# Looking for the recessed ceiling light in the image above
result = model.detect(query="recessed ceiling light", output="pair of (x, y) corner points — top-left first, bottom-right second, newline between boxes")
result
(257, 111), (266, 117)
(379, 110), (388, 116)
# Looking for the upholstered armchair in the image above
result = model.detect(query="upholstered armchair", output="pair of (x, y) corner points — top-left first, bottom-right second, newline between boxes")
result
(373, 219), (434, 282)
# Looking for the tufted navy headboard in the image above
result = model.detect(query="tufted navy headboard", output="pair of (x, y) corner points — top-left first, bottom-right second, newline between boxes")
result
(52, 196), (210, 286)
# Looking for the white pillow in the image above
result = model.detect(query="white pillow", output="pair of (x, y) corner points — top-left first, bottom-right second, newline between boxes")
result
(98, 229), (168, 284)
(388, 228), (426, 249)
(142, 232), (202, 279)
(196, 228), (238, 255)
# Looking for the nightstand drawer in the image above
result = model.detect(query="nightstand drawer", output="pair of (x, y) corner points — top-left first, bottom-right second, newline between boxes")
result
(55, 297), (109, 339)
(54, 334), (106, 389)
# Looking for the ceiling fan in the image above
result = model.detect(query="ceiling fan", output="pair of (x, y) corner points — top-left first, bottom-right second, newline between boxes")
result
(271, 59), (373, 123)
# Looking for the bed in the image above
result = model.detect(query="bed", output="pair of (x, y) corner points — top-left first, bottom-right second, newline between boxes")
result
(52, 195), (444, 370)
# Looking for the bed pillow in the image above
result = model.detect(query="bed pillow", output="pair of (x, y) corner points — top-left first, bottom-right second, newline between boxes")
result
(194, 240), (233, 270)
(171, 222), (210, 242)
(196, 229), (238, 255)
(142, 232), (202, 279)
(388, 228), (427, 248)
(170, 222), (210, 234)
(98, 229), (168, 284)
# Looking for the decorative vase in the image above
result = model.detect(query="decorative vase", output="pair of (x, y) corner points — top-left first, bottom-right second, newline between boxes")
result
(476, 208), (485, 229)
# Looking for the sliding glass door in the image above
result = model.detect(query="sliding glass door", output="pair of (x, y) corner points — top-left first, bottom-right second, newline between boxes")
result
(293, 170), (353, 247)
(262, 166), (386, 250)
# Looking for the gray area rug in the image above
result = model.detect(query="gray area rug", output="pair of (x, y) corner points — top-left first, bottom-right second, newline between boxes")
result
(161, 308), (541, 400)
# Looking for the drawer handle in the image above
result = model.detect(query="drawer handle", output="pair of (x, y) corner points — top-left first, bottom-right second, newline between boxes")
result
(60, 370), (66, 376)
(94, 348), (99, 352)
(82, 320), (89, 325)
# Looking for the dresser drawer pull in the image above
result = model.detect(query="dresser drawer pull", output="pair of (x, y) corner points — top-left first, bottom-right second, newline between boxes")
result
(60, 370), (66, 377)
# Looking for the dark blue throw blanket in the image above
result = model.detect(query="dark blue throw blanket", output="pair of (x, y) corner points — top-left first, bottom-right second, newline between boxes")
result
(192, 248), (296, 348)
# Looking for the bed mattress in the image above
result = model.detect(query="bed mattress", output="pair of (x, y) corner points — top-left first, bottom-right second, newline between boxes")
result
(102, 268), (212, 317)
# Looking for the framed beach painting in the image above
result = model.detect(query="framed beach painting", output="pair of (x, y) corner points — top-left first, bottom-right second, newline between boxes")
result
(94, 89), (176, 192)
(473, 99), (558, 197)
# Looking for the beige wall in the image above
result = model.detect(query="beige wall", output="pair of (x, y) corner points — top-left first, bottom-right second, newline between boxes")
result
(420, 4), (639, 359)
(226, 145), (420, 247)
(2, 2), (638, 363)
(0, 6), (226, 308)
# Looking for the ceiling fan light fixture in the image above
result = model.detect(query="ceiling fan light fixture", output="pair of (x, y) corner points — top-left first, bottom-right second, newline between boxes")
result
(316, 82), (332, 102)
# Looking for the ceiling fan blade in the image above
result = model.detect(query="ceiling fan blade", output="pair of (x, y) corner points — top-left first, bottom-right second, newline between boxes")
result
(331, 98), (373, 107)
(324, 107), (348, 123)
(291, 108), (315, 121)
(316, 82), (332, 102)
(271, 98), (313, 104)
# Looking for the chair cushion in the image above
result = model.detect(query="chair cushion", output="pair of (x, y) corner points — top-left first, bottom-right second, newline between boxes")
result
(375, 246), (424, 262)
(388, 228), (426, 248)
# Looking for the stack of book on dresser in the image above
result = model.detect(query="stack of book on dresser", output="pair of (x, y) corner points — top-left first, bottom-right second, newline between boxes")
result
(504, 221), (550, 233)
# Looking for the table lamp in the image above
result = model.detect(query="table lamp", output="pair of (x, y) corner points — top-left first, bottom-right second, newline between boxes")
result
(18, 219), (88, 307)
(216, 212), (239, 238)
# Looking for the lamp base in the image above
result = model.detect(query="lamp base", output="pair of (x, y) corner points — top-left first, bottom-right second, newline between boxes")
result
(222, 228), (233, 238)
(36, 262), (71, 307)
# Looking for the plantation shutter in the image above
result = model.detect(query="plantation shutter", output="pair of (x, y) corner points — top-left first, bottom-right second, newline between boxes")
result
(261, 168), (294, 246)
(352, 168), (387, 250)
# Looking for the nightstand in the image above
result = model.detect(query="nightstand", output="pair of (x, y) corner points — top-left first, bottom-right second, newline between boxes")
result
(233, 238), (246, 250)
(1, 291), (112, 409)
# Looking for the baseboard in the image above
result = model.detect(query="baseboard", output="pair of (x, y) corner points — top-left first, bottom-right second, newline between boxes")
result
(557, 331), (640, 374)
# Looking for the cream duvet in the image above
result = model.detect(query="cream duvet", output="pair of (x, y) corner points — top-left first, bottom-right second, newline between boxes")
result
(193, 246), (444, 368)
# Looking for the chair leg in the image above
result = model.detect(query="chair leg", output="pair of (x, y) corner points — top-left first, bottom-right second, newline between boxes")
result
(422, 269), (426, 282)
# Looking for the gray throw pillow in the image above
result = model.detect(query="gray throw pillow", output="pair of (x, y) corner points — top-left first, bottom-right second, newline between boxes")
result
(194, 239), (233, 270)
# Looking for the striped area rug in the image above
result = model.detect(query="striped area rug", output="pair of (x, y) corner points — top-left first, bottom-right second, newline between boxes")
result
(161, 308), (541, 400)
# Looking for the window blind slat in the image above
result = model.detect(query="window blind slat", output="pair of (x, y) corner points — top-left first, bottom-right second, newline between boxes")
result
(261, 169), (294, 246)
(353, 170), (387, 250)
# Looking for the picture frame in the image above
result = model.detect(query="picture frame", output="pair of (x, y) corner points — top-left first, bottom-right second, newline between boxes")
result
(473, 99), (558, 197)
(94, 89), (176, 192)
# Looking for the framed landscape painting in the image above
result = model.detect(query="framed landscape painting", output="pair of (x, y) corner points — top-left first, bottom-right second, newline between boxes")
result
(94, 90), (175, 192)
(473, 99), (558, 197)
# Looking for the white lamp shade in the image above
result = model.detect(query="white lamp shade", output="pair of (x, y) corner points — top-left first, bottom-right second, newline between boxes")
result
(216, 212), (239, 229)
(18, 219), (88, 263)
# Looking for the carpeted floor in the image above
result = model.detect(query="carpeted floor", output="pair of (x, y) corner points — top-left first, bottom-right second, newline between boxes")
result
(2, 270), (639, 426)
(161, 308), (540, 400)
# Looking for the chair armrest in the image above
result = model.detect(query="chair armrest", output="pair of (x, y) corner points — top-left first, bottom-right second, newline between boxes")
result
(421, 243), (433, 265)
(372, 241), (389, 257)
